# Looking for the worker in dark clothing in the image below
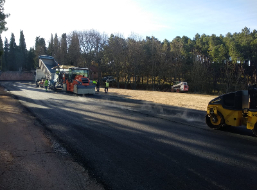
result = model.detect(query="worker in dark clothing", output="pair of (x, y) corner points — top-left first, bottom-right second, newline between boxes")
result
(96, 80), (100, 92)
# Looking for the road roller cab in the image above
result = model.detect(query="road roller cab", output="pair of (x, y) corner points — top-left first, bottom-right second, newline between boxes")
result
(206, 85), (257, 136)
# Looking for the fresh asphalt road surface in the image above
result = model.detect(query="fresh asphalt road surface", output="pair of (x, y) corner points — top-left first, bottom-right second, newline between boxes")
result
(2, 81), (257, 190)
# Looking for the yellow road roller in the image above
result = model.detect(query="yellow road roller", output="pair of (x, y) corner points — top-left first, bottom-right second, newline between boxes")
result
(206, 85), (257, 136)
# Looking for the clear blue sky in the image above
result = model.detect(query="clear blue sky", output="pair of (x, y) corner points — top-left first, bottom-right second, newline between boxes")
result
(2, 0), (257, 49)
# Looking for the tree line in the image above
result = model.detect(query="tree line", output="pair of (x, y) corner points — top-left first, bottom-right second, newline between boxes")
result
(0, 31), (35, 71)
(37, 27), (257, 94)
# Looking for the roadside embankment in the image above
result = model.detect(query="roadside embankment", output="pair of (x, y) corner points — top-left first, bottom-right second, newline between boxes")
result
(0, 71), (34, 81)
(0, 85), (104, 190)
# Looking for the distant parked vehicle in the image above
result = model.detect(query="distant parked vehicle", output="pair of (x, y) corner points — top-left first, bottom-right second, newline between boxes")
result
(102, 76), (116, 82)
(171, 81), (189, 92)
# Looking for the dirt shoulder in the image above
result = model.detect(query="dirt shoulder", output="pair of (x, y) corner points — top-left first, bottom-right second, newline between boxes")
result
(106, 88), (217, 111)
(0, 85), (104, 190)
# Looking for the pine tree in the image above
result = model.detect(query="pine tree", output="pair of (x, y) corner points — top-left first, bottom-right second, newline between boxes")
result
(68, 32), (80, 66)
(0, 0), (9, 34)
(35, 37), (46, 56)
(27, 48), (35, 70)
(34, 37), (46, 67)
(53, 34), (60, 63)
(0, 35), (3, 70)
(19, 30), (27, 70)
(9, 33), (18, 71)
(60, 33), (68, 65)
(3, 37), (8, 71)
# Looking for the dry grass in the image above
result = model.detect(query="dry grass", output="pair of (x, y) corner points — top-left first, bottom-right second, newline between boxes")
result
(106, 88), (217, 111)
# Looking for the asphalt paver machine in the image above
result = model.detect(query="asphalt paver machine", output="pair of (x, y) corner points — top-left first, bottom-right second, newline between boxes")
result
(62, 67), (95, 95)
(35, 55), (95, 95)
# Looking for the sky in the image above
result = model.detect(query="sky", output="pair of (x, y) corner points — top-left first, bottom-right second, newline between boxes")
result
(2, 0), (257, 49)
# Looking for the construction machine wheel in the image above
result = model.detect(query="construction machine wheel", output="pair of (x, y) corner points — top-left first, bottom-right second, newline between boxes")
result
(252, 123), (257, 136)
(176, 89), (180, 93)
(205, 111), (224, 130)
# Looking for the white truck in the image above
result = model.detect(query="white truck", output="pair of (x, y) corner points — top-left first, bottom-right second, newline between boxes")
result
(35, 55), (70, 89)
(171, 81), (189, 92)
(35, 55), (58, 87)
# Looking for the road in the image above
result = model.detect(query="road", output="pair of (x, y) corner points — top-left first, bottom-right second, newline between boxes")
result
(2, 81), (257, 190)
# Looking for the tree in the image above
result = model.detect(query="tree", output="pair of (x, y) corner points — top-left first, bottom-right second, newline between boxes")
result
(251, 30), (257, 82)
(103, 34), (127, 88)
(60, 33), (68, 65)
(0, 35), (4, 71)
(0, 0), (8, 67)
(47, 33), (54, 56)
(159, 39), (172, 85)
(2, 37), (8, 70)
(27, 48), (35, 70)
(190, 59), (209, 93)
(78, 30), (96, 67)
(238, 27), (254, 82)
(170, 36), (184, 82)
(19, 30), (27, 70)
(53, 34), (60, 63)
(77, 29), (107, 73)
(67, 32), (80, 66)
(35, 37), (46, 56)
(0, 0), (9, 34)
(34, 37), (46, 66)
(126, 34), (144, 89)
(9, 33), (18, 71)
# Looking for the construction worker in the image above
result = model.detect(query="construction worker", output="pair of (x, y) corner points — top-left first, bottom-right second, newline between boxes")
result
(44, 79), (49, 92)
(96, 80), (100, 92)
(92, 80), (97, 91)
(105, 79), (109, 93)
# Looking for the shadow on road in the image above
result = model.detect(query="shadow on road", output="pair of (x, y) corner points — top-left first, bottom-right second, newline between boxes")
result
(1, 81), (257, 190)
